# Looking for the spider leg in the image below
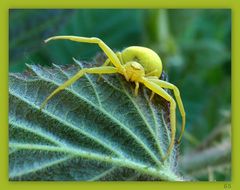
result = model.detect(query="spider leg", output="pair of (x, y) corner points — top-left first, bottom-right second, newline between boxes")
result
(116, 52), (124, 63)
(115, 51), (130, 80)
(40, 66), (117, 110)
(97, 58), (111, 81)
(145, 76), (158, 100)
(134, 82), (139, 96)
(148, 78), (186, 143)
(150, 92), (155, 101)
(141, 78), (176, 161)
(45, 36), (124, 72)
(103, 58), (111, 66)
(145, 70), (158, 77)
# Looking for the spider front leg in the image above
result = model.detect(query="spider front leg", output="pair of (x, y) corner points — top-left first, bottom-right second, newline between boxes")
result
(148, 78), (186, 143)
(134, 82), (140, 96)
(98, 52), (124, 81)
(40, 66), (117, 109)
(45, 36), (124, 71)
(142, 78), (176, 161)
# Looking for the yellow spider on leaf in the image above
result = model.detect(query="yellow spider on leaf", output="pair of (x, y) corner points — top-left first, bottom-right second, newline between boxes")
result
(40, 36), (186, 161)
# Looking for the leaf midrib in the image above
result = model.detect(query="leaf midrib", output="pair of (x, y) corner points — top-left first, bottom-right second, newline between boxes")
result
(18, 67), (162, 166)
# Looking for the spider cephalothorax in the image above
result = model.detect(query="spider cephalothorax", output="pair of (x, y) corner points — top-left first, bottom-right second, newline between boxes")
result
(40, 36), (186, 161)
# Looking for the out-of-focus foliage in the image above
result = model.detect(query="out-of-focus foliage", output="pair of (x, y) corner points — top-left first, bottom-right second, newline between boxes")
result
(9, 9), (231, 181)
(9, 9), (144, 71)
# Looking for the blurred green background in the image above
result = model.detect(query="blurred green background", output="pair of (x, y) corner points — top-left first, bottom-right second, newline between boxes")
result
(9, 9), (231, 181)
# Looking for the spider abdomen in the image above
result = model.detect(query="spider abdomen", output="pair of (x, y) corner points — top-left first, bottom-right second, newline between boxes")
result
(121, 46), (162, 77)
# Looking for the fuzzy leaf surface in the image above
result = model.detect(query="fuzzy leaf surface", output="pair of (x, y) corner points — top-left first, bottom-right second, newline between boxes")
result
(9, 60), (181, 181)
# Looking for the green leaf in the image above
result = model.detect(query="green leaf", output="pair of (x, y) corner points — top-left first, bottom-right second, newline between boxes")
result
(9, 59), (182, 181)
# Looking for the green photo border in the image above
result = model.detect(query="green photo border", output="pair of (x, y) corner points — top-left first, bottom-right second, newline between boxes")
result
(1, 0), (239, 189)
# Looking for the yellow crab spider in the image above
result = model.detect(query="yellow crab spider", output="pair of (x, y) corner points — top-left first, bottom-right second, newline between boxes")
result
(40, 35), (186, 160)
